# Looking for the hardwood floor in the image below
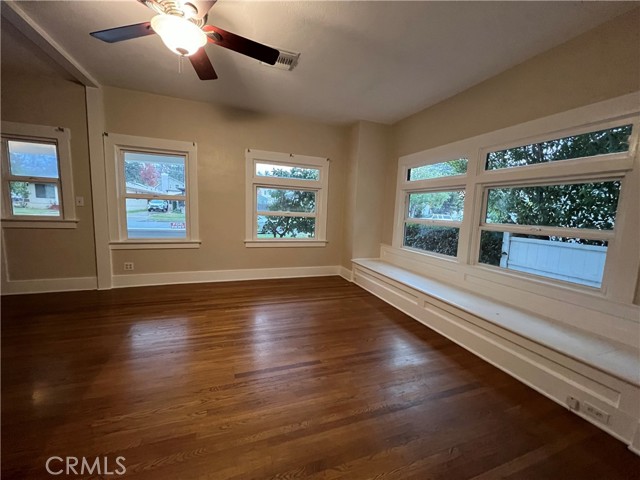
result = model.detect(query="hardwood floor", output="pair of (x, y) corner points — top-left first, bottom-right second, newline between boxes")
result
(2, 276), (639, 479)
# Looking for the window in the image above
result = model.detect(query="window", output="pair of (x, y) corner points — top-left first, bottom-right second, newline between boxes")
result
(394, 100), (639, 303)
(245, 149), (329, 247)
(1, 122), (76, 227)
(400, 156), (468, 257)
(404, 190), (465, 256)
(485, 125), (633, 170)
(479, 180), (621, 287)
(407, 158), (468, 181)
(104, 133), (199, 247)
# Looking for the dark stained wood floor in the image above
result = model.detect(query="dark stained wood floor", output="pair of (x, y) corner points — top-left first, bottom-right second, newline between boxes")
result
(2, 276), (639, 479)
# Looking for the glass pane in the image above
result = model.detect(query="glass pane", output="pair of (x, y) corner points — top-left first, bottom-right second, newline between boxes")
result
(255, 163), (320, 181)
(8, 140), (59, 178)
(486, 125), (632, 170)
(408, 191), (464, 220)
(403, 224), (459, 256)
(124, 152), (186, 196)
(485, 181), (620, 230)
(479, 230), (607, 288)
(257, 188), (316, 213)
(125, 198), (186, 239)
(257, 215), (315, 239)
(407, 158), (467, 181)
(9, 181), (60, 217)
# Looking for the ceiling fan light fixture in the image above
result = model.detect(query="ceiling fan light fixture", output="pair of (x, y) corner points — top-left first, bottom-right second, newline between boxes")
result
(150, 14), (207, 56)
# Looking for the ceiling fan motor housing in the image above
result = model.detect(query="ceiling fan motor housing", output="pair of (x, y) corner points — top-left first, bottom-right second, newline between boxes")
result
(92, 0), (282, 80)
(138, 0), (210, 26)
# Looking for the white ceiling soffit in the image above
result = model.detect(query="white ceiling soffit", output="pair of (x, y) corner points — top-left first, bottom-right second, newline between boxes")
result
(4, 1), (638, 125)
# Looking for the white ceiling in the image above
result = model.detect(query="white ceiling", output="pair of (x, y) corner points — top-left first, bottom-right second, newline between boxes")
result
(3, 1), (638, 125)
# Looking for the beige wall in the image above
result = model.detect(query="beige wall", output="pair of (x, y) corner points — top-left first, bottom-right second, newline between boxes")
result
(341, 124), (359, 267)
(383, 9), (640, 303)
(1, 71), (96, 280)
(103, 87), (349, 275)
(341, 121), (391, 268)
(1, 8), (638, 295)
(384, 8), (640, 245)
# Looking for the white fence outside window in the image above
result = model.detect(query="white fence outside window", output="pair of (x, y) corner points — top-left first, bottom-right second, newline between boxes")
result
(500, 232), (607, 287)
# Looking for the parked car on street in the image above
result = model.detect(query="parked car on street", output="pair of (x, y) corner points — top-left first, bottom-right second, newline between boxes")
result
(147, 199), (169, 212)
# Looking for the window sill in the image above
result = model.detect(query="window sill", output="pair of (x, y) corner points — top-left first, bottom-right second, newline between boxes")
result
(110, 241), (201, 250)
(1, 218), (78, 229)
(245, 240), (328, 248)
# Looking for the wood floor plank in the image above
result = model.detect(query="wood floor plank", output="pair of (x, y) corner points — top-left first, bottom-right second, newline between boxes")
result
(2, 276), (639, 479)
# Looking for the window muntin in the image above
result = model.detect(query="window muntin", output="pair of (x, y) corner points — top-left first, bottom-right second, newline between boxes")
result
(407, 158), (468, 181)
(246, 150), (328, 245)
(6, 139), (60, 214)
(104, 133), (198, 245)
(255, 187), (317, 239)
(403, 190), (464, 257)
(395, 106), (638, 297)
(485, 181), (621, 230)
(256, 162), (320, 181)
(121, 151), (188, 240)
(1, 123), (75, 224)
(479, 180), (620, 287)
(486, 124), (633, 170)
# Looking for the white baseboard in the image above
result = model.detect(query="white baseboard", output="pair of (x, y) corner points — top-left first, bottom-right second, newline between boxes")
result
(339, 266), (353, 282)
(112, 265), (344, 288)
(1, 276), (97, 295)
(353, 263), (640, 453)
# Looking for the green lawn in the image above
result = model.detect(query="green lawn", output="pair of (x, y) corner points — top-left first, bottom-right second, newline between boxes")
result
(12, 207), (60, 217)
(147, 212), (186, 222)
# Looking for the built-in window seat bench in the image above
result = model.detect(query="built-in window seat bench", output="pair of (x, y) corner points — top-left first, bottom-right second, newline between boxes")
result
(351, 258), (640, 454)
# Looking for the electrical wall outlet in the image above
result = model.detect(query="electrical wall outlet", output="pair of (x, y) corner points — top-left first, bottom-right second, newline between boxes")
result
(583, 401), (610, 424)
(566, 396), (580, 411)
(124, 262), (134, 271)
(75, 196), (84, 207)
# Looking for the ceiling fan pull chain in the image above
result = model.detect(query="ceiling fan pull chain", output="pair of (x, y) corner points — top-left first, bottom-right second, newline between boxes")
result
(178, 54), (183, 74)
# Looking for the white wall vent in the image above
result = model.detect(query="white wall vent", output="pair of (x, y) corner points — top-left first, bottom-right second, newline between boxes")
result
(261, 49), (300, 71)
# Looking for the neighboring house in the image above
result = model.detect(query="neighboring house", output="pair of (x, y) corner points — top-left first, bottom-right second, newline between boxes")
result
(125, 173), (185, 212)
(24, 182), (59, 209)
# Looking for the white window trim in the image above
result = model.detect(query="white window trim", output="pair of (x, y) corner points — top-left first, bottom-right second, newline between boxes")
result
(245, 149), (329, 247)
(103, 133), (200, 249)
(1, 121), (77, 229)
(393, 92), (640, 307)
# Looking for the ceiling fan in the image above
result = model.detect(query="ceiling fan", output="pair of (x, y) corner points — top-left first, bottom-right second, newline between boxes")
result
(89, 0), (280, 80)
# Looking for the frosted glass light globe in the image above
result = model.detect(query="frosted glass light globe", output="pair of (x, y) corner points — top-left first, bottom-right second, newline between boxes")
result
(151, 14), (207, 56)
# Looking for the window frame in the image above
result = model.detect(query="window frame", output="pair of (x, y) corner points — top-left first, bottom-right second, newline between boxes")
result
(394, 96), (640, 305)
(1, 121), (77, 229)
(245, 149), (329, 247)
(103, 133), (200, 249)
(402, 187), (467, 259)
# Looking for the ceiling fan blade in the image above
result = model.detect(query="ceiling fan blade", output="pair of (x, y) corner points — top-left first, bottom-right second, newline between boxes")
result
(90, 22), (155, 43)
(203, 25), (279, 65)
(189, 48), (218, 80)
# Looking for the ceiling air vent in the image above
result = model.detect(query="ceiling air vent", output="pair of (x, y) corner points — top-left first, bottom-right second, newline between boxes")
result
(261, 49), (300, 71)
